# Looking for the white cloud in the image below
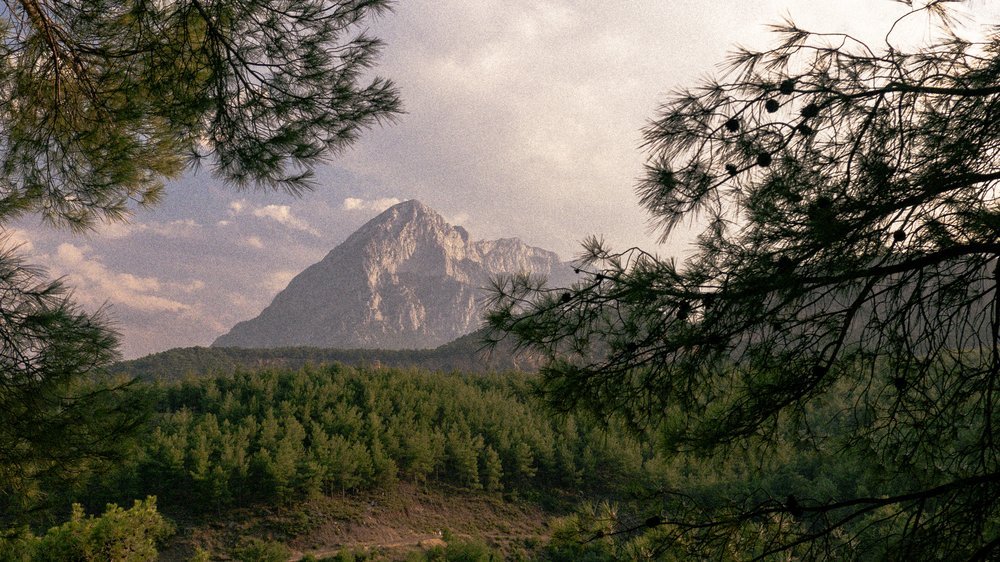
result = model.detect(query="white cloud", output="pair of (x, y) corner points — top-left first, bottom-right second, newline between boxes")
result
(342, 197), (402, 212)
(92, 219), (200, 240)
(145, 219), (202, 238)
(446, 211), (471, 227)
(227, 292), (255, 310)
(244, 236), (265, 249)
(48, 243), (193, 313)
(176, 279), (206, 293)
(251, 204), (319, 235)
(229, 200), (246, 214)
(94, 221), (133, 239)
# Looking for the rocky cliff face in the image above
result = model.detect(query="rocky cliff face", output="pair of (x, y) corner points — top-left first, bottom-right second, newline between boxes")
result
(212, 200), (573, 349)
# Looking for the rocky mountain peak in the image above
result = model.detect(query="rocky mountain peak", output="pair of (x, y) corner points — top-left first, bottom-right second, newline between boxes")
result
(341, 200), (474, 278)
(350, 199), (441, 237)
(212, 200), (574, 350)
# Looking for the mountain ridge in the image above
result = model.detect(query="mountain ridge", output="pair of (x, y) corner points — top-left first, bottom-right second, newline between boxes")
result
(111, 328), (544, 381)
(212, 200), (574, 349)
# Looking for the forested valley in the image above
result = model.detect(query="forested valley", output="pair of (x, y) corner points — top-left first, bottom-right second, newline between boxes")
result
(0, 361), (893, 560)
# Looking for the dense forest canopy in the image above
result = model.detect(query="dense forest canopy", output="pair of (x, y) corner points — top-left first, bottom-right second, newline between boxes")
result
(4, 364), (668, 559)
(20, 365), (654, 515)
(489, 1), (1000, 558)
(5, 364), (890, 560)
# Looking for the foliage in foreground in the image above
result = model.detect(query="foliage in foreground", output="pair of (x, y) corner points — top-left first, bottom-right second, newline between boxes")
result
(0, 498), (172, 561)
(489, 1), (1000, 558)
(0, 248), (147, 504)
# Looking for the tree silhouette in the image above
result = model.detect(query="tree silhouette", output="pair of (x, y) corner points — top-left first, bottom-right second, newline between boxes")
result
(1, 0), (400, 225)
(489, 2), (1000, 558)
(0, 0), (400, 513)
(0, 247), (144, 504)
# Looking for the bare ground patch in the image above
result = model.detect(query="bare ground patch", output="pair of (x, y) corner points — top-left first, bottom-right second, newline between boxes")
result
(157, 483), (557, 561)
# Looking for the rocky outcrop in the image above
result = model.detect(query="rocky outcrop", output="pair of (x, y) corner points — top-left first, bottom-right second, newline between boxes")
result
(213, 200), (573, 349)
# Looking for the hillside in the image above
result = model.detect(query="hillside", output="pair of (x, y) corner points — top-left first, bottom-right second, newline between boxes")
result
(156, 482), (554, 561)
(27, 364), (658, 561)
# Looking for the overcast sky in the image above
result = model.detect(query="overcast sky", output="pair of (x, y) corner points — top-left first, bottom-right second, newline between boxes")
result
(7, 1), (999, 359)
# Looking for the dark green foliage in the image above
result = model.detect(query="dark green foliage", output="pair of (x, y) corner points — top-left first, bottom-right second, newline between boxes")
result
(0, 0), (400, 225)
(53, 365), (655, 515)
(416, 538), (500, 562)
(0, 497), (173, 561)
(534, 503), (620, 562)
(232, 537), (291, 562)
(488, 2), (1000, 559)
(0, 248), (148, 509)
(480, 446), (504, 493)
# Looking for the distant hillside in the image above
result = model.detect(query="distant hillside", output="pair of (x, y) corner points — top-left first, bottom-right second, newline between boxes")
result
(111, 330), (542, 380)
(212, 199), (576, 350)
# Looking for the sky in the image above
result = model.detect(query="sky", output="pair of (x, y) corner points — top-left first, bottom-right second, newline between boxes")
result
(6, 1), (1000, 359)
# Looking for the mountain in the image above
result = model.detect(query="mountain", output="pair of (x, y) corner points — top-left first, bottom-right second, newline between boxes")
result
(212, 200), (575, 349)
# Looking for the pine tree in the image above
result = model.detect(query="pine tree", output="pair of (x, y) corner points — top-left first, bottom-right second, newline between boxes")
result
(445, 429), (480, 490)
(509, 442), (536, 484)
(401, 430), (436, 485)
(19, 498), (173, 561)
(325, 434), (370, 494)
(0, 0), (400, 515)
(480, 445), (504, 493)
(489, 1), (1000, 557)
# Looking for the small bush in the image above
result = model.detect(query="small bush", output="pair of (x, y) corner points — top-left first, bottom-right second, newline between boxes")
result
(2, 497), (173, 562)
(232, 537), (290, 562)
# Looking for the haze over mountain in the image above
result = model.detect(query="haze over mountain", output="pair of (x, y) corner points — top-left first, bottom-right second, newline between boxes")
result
(212, 200), (574, 349)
